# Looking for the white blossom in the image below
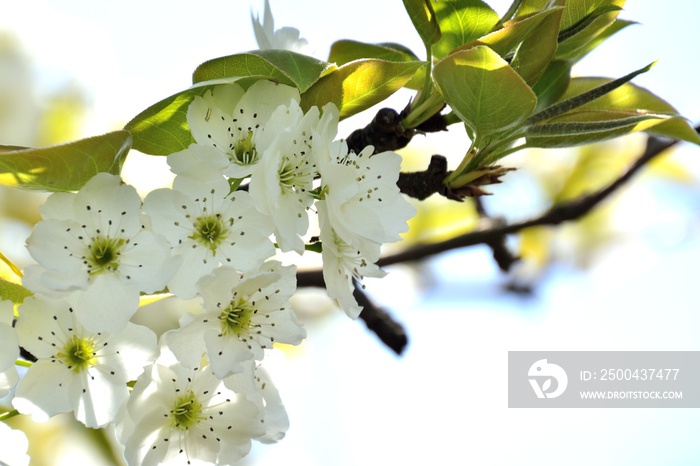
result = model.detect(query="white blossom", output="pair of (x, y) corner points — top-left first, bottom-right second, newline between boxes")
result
(317, 201), (386, 319)
(248, 100), (321, 253)
(143, 174), (275, 299)
(24, 173), (175, 332)
(181, 80), (300, 180)
(317, 140), (416, 254)
(118, 358), (264, 466)
(0, 300), (19, 398)
(166, 261), (304, 378)
(12, 293), (157, 428)
(224, 360), (289, 444)
(251, 0), (309, 52)
(0, 422), (30, 466)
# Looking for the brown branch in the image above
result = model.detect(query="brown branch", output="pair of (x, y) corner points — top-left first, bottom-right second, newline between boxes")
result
(298, 127), (695, 284)
(354, 283), (408, 355)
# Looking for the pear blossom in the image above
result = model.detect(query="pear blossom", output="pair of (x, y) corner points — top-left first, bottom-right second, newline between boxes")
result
(0, 422), (30, 466)
(165, 261), (304, 378)
(12, 293), (157, 428)
(118, 359), (264, 466)
(24, 172), (175, 332)
(0, 300), (19, 397)
(248, 100), (322, 253)
(317, 201), (386, 319)
(179, 80), (300, 180)
(224, 360), (289, 444)
(317, 141), (416, 254)
(251, 0), (309, 52)
(143, 174), (275, 299)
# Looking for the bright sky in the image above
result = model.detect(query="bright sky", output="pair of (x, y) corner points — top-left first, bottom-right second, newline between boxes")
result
(2, 1), (700, 465)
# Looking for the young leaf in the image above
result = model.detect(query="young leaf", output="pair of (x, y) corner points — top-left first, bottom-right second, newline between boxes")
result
(555, 0), (625, 60)
(0, 131), (131, 191)
(328, 41), (426, 90)
(432, 45), (537, 136)
(526, 110), (670, 147)
(192, 50), (334, 93)
(526, 62), (655, 125)
(453, 7), (562, 59)
(562, 78), (700, 145)
(402, 0), (442, 48)
(431, 0), (500, 59)
(124, 86), (210, 156)
(531, 60), (572, 111)
(329, 40), (420, 65)
(0, 277), (32, 304)
(510, 0), (564, 85)
(300, 59), (424, 119)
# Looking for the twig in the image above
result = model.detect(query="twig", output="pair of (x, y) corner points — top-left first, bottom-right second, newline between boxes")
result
(354, 283), (408, 355)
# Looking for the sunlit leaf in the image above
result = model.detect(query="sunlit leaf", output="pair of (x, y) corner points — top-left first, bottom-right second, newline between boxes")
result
(329, 40), (420, 65)
(328, 40), (426, 89)
(510, 0), (564, 85)
(431, 0), (500, 59)
(432, 45), (537, 136)
(125, 86), (210, 156)
(0, 277), (32, 304)
(0, 131), (131, 191)
(527, 62), (655, 125)
(549, 77), (700, 144)
(555, 0), (625, 60)
(300, 59), (423, 119)
(403, 0), (442, 47)
(454, 7), (562, 59)
(526, 110), (670, 147)
(192, 50), (334, 93)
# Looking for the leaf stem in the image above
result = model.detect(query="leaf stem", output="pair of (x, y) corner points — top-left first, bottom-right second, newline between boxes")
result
(0, 409), (19, 422)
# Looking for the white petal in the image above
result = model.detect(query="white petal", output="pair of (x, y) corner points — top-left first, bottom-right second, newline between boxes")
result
(13, 359), (72, 422)
(75, 274), (140, 333)
(70, 366), (129, 428)
(0, 423), (30, 466)
(118, 230), (177, 293)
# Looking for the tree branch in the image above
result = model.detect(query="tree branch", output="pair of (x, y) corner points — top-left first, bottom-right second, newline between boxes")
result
(299, 127), (695, 282)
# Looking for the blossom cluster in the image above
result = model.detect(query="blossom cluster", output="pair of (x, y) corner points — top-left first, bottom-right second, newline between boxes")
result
(2, 78), (415, 465)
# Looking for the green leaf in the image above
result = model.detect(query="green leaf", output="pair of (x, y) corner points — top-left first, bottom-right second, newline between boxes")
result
(544, 77), (700, 144)
(328, 41), (426, 90)
(431, 0), (500, 59)
(300, 59), (424, 119)
(567, 18), (636, 62)
(329, 40), (420, 65)
(526, 110), (670, 147)
(453, 7), (562, 59)
(124, 86), (210, 156)
(509, 0), (564, 85)
(497, 0), (526, 26)
(555, 0), (625, 60)
(0, 131), (131, 191)
(531, 60), (572, 111)
(0, 278), (32, 304)
(557, 4), (621, 42)
(192, 50), (334, 93)
(526, 61), (655, 125)
(403, 0), (442, 47)
(432, 45), (537, 136)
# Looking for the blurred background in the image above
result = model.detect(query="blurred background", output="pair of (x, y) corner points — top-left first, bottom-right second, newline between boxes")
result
(1, 0), (700, 464)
